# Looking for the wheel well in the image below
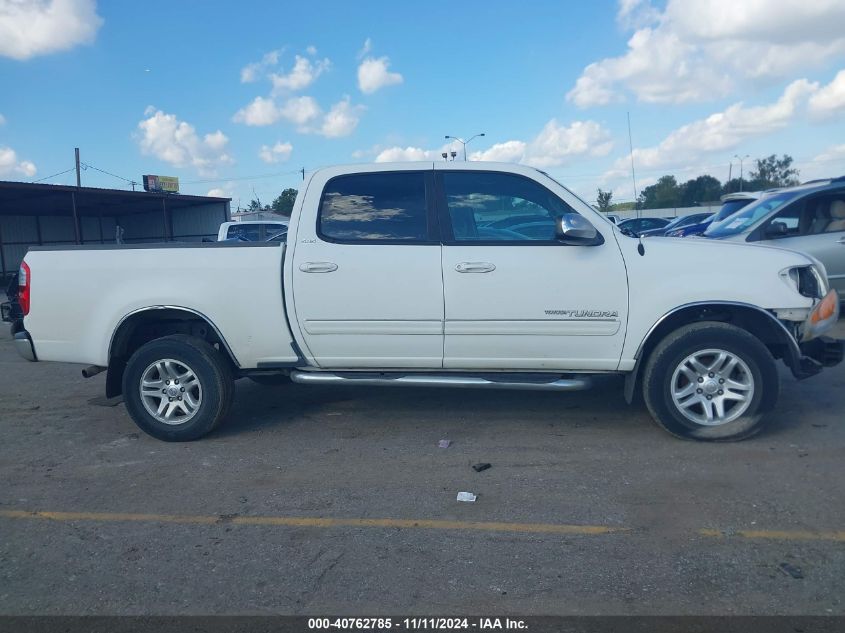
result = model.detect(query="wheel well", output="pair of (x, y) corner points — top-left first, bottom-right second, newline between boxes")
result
(625, 303), (794, 404)
(106, 308), (237, 398)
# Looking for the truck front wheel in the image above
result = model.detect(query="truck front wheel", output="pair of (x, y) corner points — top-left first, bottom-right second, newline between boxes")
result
(122, 335), (234, 441)
(642, 322), (779, 441)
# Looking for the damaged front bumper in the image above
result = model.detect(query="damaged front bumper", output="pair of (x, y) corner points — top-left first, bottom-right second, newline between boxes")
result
(785, 289), (842, 379)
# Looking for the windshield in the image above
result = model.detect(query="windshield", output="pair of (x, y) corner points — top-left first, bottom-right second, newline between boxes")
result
(704, 191), (802, 238)
(712, 199), (755, 222)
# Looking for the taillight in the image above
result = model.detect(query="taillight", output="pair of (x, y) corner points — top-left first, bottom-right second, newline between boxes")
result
(18, 261), (30, 316)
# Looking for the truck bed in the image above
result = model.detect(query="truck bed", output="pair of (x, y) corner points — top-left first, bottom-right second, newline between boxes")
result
(23, 242), (300, 368)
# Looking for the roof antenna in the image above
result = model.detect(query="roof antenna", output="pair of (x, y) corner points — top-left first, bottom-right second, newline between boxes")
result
(628, 112), (645, 256)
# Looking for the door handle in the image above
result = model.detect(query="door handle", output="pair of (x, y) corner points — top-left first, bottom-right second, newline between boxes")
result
(455, 262), (496, 273)
(299, 261), (338, 273)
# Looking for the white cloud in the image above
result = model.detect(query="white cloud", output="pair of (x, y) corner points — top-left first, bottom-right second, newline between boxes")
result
(468, 120), (612, 167)
(469, 141), (527, 163)
(270, 54), (330, 93)
(232, 96), (282, 126)
(240, 49), (281, 83)
(279, 96), (321, 126)
(358, 38), (373, 59)
(0, 0), (103, 60)
(602, 79), (817, 179)
(524, 120), (614, 167)
(375, 119), (611, 167)
(0, 112), (5, 125)
(0, 145), (36, 177)
(136, 107), (233, 176)
(357, 56), (403, 94)
(232, 95), (322, 128)
(809, 70), (845, 119)
(258, 141), (293, 164)
(375, 146), (442, 162)
(814, 144), (845, 163)
(568, 0), (845, 106)
(305, 45), (317, 56)
(319, 97), (364, 138)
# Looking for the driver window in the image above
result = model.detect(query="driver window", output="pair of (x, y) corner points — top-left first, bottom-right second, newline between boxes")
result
(766, 203), (802, 238)
(442, 171), (576, 242)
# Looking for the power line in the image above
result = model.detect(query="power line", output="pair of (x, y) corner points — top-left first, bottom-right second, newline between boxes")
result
(80, 162), (135, 185)
(31, 167), (76, 183)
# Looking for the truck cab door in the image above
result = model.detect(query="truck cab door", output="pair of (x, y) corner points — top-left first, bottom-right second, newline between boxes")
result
(290, 166), (444, 368)
(435, 165), (628, 371)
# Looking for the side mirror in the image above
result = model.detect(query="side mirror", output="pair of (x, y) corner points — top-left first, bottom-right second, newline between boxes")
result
(764, 221), (788, 239)
(555, 213), (602, 245)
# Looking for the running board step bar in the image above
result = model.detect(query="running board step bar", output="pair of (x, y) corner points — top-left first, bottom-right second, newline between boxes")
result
(289, 371), (592, 392)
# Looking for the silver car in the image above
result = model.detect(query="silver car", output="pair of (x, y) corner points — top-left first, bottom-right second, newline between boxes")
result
(703, 178), (845, 294)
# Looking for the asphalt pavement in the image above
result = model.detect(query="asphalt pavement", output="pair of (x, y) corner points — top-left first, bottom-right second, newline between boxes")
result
(1, 320), (844, 615)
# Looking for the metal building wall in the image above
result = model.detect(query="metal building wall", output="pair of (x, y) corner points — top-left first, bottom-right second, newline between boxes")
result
(0, 191), (229, 278)
(171, 202), (229, 241)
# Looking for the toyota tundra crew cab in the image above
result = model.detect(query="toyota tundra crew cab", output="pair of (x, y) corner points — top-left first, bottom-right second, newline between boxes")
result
(12, 162), (843, 442)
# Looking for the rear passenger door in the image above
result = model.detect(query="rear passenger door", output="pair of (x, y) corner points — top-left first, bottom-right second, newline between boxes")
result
(291, 167), (444, 368)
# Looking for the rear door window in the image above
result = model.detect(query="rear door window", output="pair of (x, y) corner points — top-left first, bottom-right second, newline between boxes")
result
(319, 172), (430, 242)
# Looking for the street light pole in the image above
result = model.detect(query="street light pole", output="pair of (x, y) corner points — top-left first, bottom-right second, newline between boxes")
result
(734, 154), (750, 192)
(445, 133), (486, 161)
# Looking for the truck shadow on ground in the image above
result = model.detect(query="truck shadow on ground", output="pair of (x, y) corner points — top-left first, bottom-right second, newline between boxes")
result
(213, 368), (811, 441)
(213, 374), (659, 439)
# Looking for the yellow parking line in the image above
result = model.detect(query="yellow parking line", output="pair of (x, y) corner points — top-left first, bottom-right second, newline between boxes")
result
(0, 510), (623, 536)
(3, 510), (843, 541)
(700, 528), (845, 542)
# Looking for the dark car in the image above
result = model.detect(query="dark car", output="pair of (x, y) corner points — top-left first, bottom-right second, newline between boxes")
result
(667, 193), (761, 237)
(639, 212), (714, 237)
(616, 216), (670, 236)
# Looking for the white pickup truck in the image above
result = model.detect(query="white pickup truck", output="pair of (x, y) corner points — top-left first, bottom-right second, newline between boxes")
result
(13, 162), (842, 442)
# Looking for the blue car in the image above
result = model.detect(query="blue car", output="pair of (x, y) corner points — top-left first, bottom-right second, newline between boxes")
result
(667, 192), (761, 237)
(638, 211), (714, 237)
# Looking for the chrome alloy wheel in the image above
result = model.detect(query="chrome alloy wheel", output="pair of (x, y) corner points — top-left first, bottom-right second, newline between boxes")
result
(139, 358), (202, 425)
(670, 348), (754, 426)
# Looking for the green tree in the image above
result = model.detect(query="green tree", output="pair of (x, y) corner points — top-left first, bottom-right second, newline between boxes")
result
(246, 199), (269, 213)
(596, 188), (613, 213)
(747, 154), (800, 189)
(679, 175), (722, 206)
(271, 188), (298, 216)
(638, 175), (681, 209)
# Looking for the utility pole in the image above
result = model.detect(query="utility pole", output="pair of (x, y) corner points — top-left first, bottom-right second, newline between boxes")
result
(727, 162), (732, 192)
(74, 148), (81, 188)
(734, 154), (749, 192)
(301, 167), (305, 181)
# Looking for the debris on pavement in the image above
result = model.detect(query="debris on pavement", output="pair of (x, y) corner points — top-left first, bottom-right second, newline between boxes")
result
(456, 491), (477, 503)
(438, 439), (451, 448)
(779, 562), (804, 579)
(472, 462), (492, 472)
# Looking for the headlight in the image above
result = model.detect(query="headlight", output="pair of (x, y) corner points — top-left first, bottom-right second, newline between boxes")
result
(783, 265), (829, 299)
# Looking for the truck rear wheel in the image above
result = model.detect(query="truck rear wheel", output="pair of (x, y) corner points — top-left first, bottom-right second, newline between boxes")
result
(122, 335), (234, 441)
(642, 322), (779, 441)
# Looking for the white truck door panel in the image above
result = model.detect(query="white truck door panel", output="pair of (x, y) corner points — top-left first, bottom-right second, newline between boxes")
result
(436, 167), (628, 370)
(291, 168), (444, 368)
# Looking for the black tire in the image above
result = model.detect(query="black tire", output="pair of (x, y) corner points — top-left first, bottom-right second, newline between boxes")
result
(248, 373), (291, 386)
(122, 334), (234, 441)
(642, 321), (779, 441)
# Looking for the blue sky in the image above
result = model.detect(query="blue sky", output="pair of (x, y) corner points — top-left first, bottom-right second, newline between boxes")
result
(2, 0), (845, 208)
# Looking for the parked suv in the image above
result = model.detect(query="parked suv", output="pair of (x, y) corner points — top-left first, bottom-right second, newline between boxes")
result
(703, 179), (845, 294)
(668, 192), (761, 237)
